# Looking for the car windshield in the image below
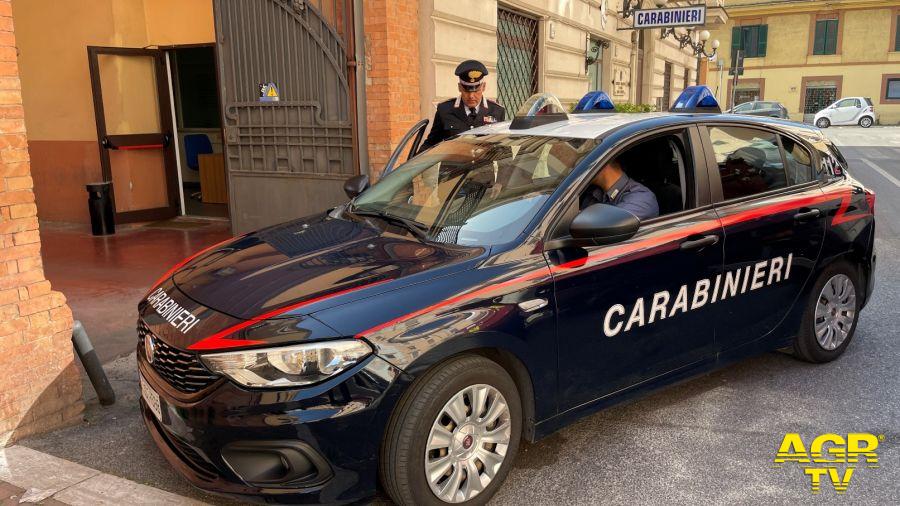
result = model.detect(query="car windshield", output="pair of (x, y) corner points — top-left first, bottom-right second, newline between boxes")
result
(351, 134), (599, 246)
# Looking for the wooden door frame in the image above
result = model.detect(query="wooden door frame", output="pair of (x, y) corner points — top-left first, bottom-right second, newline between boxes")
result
(87, 46), (180, 223)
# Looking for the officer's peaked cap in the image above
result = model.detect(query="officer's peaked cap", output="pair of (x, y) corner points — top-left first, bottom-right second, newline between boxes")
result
(455, 60), (489, 86)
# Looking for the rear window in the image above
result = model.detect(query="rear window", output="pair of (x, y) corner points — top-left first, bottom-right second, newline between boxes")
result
(709, 126), (786, 200)
(864, 97), (873, 106)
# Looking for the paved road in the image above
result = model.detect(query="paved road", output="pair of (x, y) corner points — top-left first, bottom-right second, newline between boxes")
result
(23, 126), (900, 505)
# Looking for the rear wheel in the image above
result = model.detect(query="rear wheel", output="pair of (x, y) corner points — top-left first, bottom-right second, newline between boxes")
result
(816, 117), (831, 128)
(859, 116), (873, 128)
(793, 262), (860, 363)
(381, 355), (522, 506)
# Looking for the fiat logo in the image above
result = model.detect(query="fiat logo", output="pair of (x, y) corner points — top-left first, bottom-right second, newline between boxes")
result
(144, 334), (157, 364)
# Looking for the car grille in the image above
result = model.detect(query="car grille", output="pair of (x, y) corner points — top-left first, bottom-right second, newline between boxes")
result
(137, 320), (219, 394)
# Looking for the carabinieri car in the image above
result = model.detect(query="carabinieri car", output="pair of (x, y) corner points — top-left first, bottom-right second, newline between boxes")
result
(137, 87), (876, 505)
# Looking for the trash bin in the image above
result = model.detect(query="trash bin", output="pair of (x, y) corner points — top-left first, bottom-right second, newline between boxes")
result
(86, 182), (115, 236)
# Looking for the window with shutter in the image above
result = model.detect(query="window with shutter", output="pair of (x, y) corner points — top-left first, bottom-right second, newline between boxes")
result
(732, 25), (768, 59)
(895, 16), (900, 51)
(813, 19), (838, 55)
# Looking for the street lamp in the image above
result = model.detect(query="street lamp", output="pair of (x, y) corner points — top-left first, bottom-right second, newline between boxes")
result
(660, 26), (720, 59)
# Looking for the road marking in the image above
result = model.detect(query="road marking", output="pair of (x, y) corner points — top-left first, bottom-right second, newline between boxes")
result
(860, 158), (900, 188)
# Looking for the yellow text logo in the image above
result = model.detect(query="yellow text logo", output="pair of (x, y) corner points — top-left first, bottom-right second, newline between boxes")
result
(774, 433), (882, 494)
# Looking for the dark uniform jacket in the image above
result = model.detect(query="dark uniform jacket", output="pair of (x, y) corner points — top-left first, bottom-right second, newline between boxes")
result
(422, 97), (506, 149)
(579, 175), (660, 221)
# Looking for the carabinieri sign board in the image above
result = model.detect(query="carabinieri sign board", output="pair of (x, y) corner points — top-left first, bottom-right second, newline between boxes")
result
(633, 5), (706, 29)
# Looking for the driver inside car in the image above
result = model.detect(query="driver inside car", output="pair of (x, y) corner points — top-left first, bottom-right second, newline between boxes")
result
(579, 157), (660, 221)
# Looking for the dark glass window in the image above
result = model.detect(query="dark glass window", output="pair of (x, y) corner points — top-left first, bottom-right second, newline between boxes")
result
(173, 47), (221, 129)
(731, 24), (768, 59)
(781, 136), (815, 185)
(813, 19), (839, 55)
(709, 127), (786, 200)
(886, 79), (900, 100)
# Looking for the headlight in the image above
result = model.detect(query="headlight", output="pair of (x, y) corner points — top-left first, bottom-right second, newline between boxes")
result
(200, 340), (373, 388)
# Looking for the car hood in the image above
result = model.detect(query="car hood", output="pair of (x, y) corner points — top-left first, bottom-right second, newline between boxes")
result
(172, 212), (484, 320)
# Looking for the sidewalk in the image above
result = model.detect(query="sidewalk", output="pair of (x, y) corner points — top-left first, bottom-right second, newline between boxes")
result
(15, 353), (245, 505)
(0, 446), (208, 505)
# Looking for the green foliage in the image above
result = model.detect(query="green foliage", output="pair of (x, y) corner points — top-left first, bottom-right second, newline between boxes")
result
(613, 103), (657, 113)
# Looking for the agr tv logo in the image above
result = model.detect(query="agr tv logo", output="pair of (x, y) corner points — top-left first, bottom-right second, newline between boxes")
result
(774, 433), (883, 494)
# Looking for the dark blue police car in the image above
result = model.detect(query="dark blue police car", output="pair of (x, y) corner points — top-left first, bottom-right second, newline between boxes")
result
(137, 87), (875, 505)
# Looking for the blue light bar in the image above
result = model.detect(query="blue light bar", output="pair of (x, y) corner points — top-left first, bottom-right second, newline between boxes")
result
(574, 91), (616, 113)
(669, 85), (721, 113)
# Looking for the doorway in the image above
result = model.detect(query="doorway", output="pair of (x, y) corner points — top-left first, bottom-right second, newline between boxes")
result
(88, 47), (180, 223)
(169, 45), (228, 219)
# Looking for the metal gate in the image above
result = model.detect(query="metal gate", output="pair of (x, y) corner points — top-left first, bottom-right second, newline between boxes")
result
(497, 7), (539, 114)
(803, 84), (837, 123)
(213, 0), (357, 234)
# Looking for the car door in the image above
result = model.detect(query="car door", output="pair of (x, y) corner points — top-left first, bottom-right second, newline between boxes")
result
(700, 124), (826, 352)
(831, 98), (861, 125)
(549, 126), (724, 410)
(381, 119), (430, 176)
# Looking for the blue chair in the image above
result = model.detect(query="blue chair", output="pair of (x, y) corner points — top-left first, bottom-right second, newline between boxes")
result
(184, 134), (213, 171)
(183, 134), (213, 201)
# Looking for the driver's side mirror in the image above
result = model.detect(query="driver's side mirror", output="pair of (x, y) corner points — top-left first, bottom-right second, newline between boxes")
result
(545, 204), (641, 250)
(344, 174), (369, 198)
(570, 204), (641, 245)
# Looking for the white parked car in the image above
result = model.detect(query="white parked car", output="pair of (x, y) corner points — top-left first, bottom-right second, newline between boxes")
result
(814, 97), (876, 128)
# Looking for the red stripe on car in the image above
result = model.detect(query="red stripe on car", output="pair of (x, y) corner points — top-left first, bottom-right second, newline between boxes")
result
(355, 188), (868, 339)
(188, 279), (392, 351)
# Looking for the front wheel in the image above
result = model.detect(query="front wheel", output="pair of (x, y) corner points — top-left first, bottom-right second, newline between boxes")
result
(859, 116), (873, 128)
(816, 117), (831, 128)
(793, 262), (860, 363)
(381, 355), (522, 506)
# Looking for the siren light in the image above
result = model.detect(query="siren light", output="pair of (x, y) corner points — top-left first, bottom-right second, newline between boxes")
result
(573, 91), (616, 114)
(669, 85), (721, 113)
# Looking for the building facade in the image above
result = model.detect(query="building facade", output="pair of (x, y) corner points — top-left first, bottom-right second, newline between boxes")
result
(706, 0), (900, 124)
(8, 0), (725, 233)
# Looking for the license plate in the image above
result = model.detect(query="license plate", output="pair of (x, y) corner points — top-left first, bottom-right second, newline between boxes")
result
(140, 375), (163, 421)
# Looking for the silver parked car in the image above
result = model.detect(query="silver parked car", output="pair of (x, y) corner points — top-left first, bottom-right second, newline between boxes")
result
(727, 100), (790, 119)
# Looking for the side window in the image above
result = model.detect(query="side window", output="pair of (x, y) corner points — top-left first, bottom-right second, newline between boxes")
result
(580, 132), (693, 218)
(708, 126), (786, 200)
(780, 136), (814, 185)
(836, 98), (855, 108)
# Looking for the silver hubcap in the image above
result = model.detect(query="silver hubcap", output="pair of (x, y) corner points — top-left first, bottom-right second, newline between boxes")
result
(425, 384), (511, 503)
(861, 118), (872, 127)
(814, 274), (856, 350)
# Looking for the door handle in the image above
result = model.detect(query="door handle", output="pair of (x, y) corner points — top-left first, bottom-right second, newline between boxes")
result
(680, 234), (719, 251)
(793, 208), (821, 221)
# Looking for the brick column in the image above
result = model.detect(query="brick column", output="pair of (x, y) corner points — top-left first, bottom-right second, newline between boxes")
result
(0, 0), (83, 446)
(362, 0), (420, 179)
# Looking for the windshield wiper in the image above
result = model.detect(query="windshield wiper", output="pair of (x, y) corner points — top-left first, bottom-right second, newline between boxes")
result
(350, 208), (431, 243)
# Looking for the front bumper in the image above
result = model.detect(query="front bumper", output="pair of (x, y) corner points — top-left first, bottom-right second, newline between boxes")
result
(138, 351), (407, 504)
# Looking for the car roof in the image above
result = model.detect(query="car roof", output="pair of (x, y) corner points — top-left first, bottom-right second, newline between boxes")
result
(467, 112), (822, 141)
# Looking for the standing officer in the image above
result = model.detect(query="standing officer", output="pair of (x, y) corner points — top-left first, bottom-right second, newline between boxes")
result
(422, 60), (506, 149)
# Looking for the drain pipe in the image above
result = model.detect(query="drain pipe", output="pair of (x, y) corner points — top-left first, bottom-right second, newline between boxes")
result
(72, 320), (116, 406)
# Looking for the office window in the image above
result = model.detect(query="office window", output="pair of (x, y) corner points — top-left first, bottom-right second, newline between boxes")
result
(813, 19), (839, 55)
(683, 67), (690, 90)
(731, 24), (768, 59)
(887, 78), (900, 100)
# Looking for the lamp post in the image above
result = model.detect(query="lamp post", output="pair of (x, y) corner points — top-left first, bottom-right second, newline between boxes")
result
(660, 27), (720, 59)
